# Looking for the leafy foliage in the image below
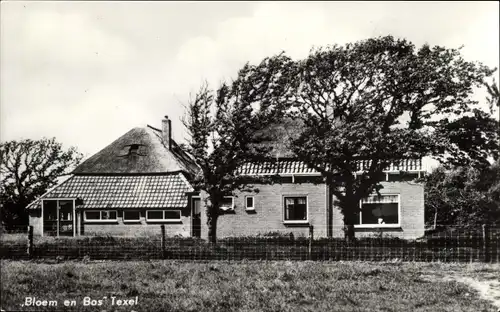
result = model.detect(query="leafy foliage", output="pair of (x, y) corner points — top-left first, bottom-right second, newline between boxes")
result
(182, 57), (292, 242)
(0, 138), (82, 230)
(231, 36), (499, 239)
(425, 161), (500, 227)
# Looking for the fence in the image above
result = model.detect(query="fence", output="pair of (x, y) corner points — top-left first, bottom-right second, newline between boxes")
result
(1, 225), (499, 262)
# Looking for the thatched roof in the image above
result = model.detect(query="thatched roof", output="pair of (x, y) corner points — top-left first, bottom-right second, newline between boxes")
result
(253, 118), (303, 158)
(73, 126), (198, 175)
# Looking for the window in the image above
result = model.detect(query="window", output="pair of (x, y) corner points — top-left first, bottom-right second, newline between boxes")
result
(59, 200), (73, 221)
(84, 210), (117, 222)
(146, 210), (181, 222)
(245, 196), (254, 210)
(123, 210), (141, 222)
(220, 197), (234, 211)
(283, 196), (308, 223)
(60, 212), (72, 221)
(356, 194), (399, 227)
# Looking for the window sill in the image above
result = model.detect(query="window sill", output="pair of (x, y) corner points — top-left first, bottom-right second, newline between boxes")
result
(84, 220), (119, 223)
(146, 220), (182, 223)
(284, 220), (309, 226)
(122, 220), (142, 223)
(354, 224), (401, 229)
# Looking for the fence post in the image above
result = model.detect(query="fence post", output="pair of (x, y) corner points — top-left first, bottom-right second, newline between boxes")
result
(27, 225), (33, 258)
(160, 225), (166, 259)
(483, 224), (490, 263)
(308, 225), (314, 260)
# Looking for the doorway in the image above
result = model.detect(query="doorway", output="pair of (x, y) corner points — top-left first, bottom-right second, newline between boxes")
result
(42, 199), (75, 236)
(191, 197), (201, 238)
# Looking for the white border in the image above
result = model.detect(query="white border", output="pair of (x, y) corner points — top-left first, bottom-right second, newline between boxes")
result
(355, 194), (401, 228)
(220, 196), (235, 210)
(122, 210), (141, 222)
(146, 209), (182, 222)
(282, 194), (309, 224)
(84, 210), (118, 222)
(245, 195), (255, 210)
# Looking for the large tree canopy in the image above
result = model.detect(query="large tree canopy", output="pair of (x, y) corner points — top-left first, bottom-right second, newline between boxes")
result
(232, 36), (499, 239)
(182, 57), (290, 243)
(0, 138), (82, 230)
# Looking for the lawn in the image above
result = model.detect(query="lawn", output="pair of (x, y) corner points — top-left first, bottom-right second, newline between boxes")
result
(0, 260), (498, 312)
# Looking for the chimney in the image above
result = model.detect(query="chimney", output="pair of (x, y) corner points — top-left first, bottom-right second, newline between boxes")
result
(162, 116), (172, 150)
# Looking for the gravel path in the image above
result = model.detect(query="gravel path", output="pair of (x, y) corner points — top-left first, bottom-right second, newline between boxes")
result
(449, 275), (500, 311)
(420, 267), (500, 311)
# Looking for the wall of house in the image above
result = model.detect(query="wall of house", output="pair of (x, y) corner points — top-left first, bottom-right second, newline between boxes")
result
(28, 210), (43, 236)
(200, 181), (329, 238)
(80, 209), (191, 237)
(331, 181), (425, 239)
(200, 180), (424, 240)
(28, 208), (192, 237)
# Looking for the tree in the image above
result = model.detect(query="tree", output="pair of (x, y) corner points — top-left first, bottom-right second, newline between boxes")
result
(183, 57), (290, 243)
(425, 162), (500, 228)
(234, 36), (499, 240)
(484, 78), (500, 136)
(0, 138), (82, 230)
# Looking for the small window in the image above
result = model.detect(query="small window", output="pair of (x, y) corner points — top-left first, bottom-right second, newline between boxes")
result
(164, 210), (181, 220)
(147, 211), (164, 220)
(128, 144), (139, 155)
(59, 212), (72, 221)
(220, 197), (234, 211)
(356, 194), (400, 227)
(85, 211), (100, 220)
(283, 196), (308, 223)
(84, 210), (117, 222)
(123, 210), (141, 222)
(245, 196), (254, 210)
(146, 210), (181, 222)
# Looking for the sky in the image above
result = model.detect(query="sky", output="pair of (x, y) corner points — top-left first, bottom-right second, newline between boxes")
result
(1, 1), (499, 170)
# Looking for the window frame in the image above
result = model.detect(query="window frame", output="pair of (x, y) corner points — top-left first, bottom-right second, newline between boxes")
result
(146, 210), (182, 222)
(122, 210), (141, 222)
(245, 196), (255, 210)
(220, 196), (235, 211)
(282, 195), (309, 224)
(84, 210), (118, 222)
(355, 194), (401, 228)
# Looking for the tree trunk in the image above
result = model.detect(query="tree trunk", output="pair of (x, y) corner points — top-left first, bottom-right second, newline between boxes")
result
(207, 212), (218, 244)
(341, 197), (358, 243)
(433, 210), (438, 230)
(343, 216), (356, 243)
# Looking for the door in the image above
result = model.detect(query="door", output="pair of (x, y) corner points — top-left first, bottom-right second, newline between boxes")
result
(43, 200), (58, 236)
(191, 197), (201, 238)
(42, 199), (75, 237)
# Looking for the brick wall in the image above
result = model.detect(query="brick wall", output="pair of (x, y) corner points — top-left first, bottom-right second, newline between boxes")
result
(200, 180), (424, 239)
(331, 181), (425, 239)
(200, 182), (328, 238)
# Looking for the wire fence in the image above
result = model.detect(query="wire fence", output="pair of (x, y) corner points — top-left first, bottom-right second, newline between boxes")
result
(1, 225), (499, 263)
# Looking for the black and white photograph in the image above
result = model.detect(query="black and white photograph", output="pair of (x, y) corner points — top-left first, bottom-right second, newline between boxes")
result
(1, 1), (499, 311)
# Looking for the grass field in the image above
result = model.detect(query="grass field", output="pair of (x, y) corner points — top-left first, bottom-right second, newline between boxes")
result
(1, 260), (498, 312)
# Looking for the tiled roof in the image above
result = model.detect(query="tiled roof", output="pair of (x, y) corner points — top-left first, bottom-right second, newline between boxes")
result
(27, 173), (194, 210)
(238, 159), (423, 175)
(356, 159), (423, 172)
(238, 160), (317, 175)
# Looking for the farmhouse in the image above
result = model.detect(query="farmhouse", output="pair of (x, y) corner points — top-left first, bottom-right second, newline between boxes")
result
(26, 117), (201, 237)
(199, 121), (425, 239)
(27, 118), (425, 239)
